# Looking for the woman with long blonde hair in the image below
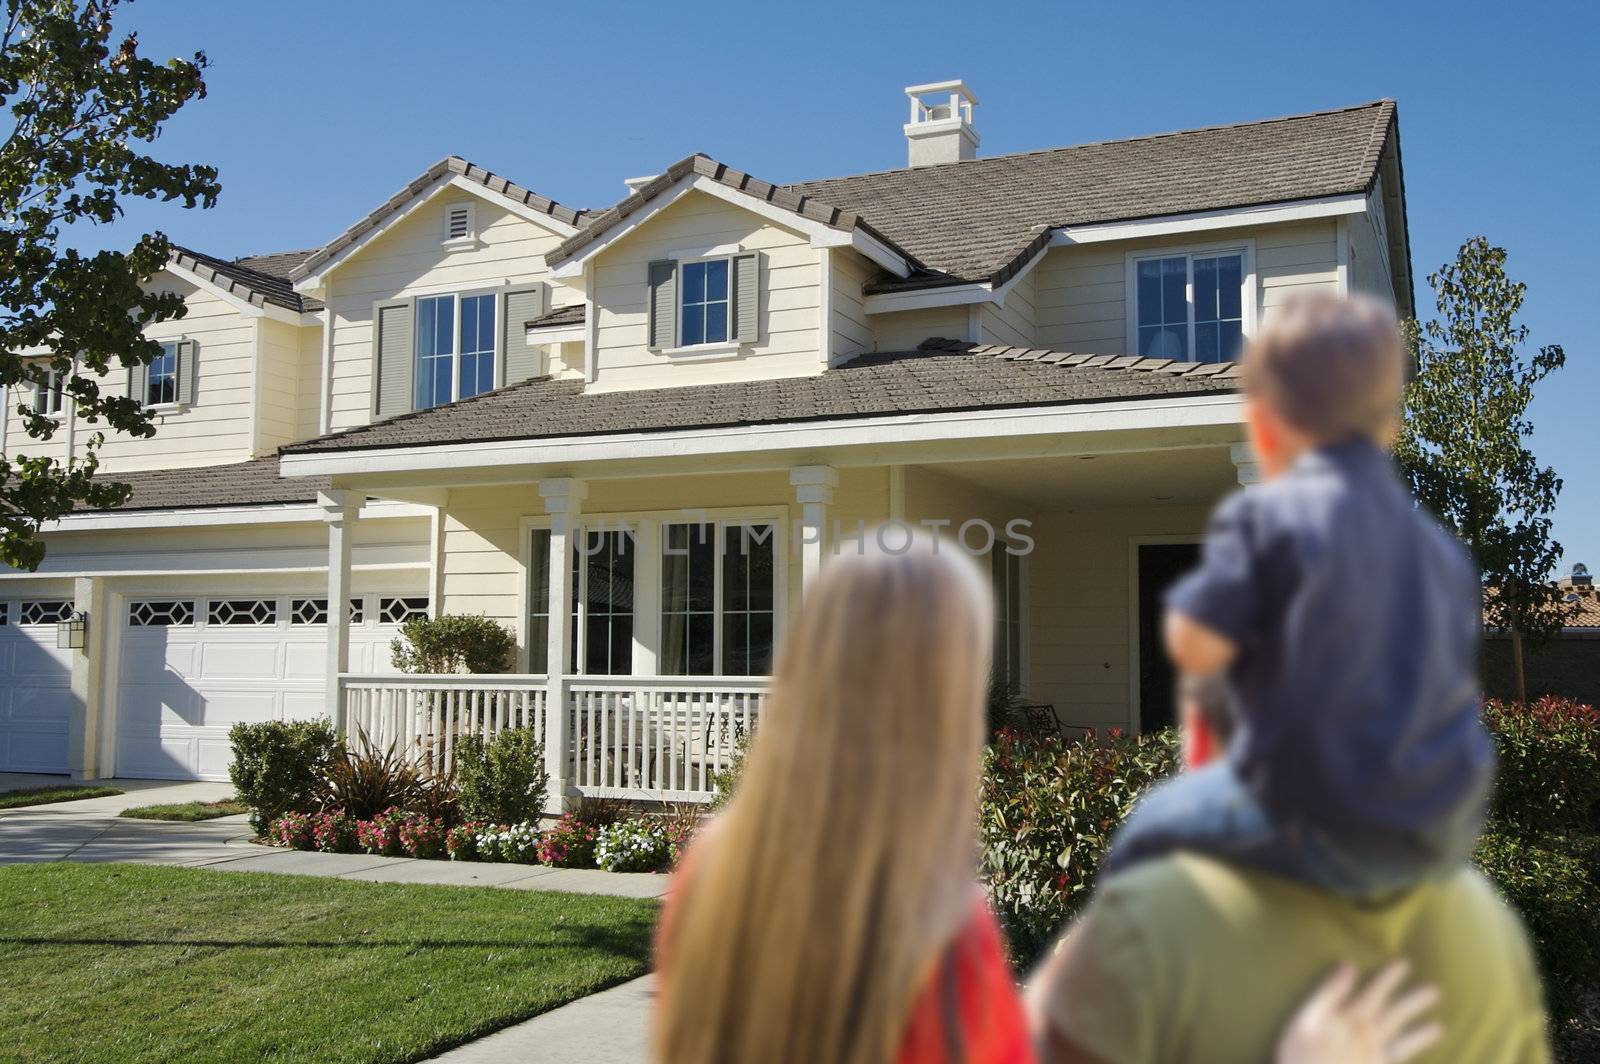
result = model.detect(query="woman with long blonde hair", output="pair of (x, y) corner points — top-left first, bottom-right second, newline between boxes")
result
(653, 533), (1445, 1064)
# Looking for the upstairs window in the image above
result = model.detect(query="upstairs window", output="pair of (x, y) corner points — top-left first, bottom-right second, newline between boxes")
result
(415, 292), (497, 410)
(147, 342), (179, 405)
(680, 258), (730, 346)
(35, 366), (65, 417)
(1132, 249), (1248, 363)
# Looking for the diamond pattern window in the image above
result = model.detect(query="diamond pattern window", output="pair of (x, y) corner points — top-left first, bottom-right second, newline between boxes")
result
(379, 597), (429, 624)
(129, 600), (194, 627)
(208, 599), (278, 626)
(18, 600), (72, 625)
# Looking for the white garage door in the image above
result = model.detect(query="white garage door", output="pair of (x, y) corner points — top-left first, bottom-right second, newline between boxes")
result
(0, 599), (76, 773)
(116, 593), (425, 781)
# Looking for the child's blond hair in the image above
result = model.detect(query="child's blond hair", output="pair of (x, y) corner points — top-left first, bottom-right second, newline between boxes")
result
(1242, 292), (1406, 444)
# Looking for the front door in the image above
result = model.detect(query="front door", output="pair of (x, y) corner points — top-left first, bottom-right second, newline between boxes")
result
(1136, 543), (1201, 733)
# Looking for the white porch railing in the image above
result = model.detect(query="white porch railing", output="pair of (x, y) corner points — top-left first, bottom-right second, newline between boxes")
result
(337, 674), (766, 801)
(341, 675), (550, 776)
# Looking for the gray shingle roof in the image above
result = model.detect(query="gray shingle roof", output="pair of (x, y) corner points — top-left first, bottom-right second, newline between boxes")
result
(786, 100), (1398, 292)
(289, 156), (589, 284)
(169, 246), (322, 313)
(527, 305), (585, 329)
(284, 338), (1240, 456)
(104, 456), (328, 512)
(545, 154), (920, 272)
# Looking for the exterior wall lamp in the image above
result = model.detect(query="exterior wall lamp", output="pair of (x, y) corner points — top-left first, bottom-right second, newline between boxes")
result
(56, 610), (88, 650)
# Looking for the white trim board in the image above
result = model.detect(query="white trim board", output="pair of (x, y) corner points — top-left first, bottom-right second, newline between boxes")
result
(162, 262), (310, 327)
(547, 174), (912, 280)
(46, 499), (432, 532)
(278, 393), (1246, 478)
(1052, 193), (1366, 247)
(862, 242), (1050, 315)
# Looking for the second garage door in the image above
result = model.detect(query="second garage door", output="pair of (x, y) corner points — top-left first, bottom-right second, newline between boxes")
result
(0, 598), (76, 773)
(115, 593), (426, 781)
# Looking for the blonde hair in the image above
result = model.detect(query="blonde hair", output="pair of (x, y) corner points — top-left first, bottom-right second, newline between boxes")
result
(653, 535), (994, 1064)
(1242, 291), (1406, 443)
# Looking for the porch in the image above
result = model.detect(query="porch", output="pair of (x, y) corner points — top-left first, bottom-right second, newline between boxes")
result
(303, 390), (1252, 805)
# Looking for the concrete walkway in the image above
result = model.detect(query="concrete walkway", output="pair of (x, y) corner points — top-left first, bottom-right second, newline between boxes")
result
(427, 975), (654, 1063)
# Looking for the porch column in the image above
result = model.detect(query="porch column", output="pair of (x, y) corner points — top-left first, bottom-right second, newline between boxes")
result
(539, 477), (586, 809)
(320, 490), (361, 734)
(790, 465), (838, 590)
(1229, 442), (1261, 485)
(66, 576), (107, 780)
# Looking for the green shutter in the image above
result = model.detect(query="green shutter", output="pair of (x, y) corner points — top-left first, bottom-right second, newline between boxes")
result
(371, 298), (415, 420)
(732, 251), (761, 345)
(502, 284), (546, 385)
(647, 259), (677, 352)
(127, 361), (148, 407)
(176, 340), (197, 405)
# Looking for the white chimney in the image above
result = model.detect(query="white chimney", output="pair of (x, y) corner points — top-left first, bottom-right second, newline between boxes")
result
(903, 80), (979, 167)
(623, 174), (657, 194)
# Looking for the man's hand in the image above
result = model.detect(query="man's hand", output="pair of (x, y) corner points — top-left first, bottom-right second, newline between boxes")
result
(1164, 609), (1237, 675)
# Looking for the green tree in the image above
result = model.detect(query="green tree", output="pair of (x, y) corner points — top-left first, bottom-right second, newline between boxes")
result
(1394, 237), (1568, 702)
(0, 0), (217, 570)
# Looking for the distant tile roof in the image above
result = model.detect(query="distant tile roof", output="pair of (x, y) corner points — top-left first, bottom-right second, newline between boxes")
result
(289, 156), (589, 283)
(169, 246), (322, 312)
(545, 153), (919, 271)
(104, 455), (328, 512)
(284, 338), (1241, 456)
(527, 305), (585, 329)
(785, 100), (1398, 293)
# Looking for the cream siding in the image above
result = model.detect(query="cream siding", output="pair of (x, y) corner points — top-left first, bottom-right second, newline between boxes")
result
(1035, 220), (1341, 354)
(325, 194), (569, 432)
(589, 190), (822, 391)
(1346, 209), (1395, 303)
(255, 318), (312, 454)
(828, 247), (874, 364)
(977, 268), (1038, 348)
(871, 305), (970, 352)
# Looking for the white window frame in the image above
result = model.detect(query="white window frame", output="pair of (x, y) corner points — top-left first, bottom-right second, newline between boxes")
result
(515, 507), (789, 676)
(1124, 240), (1256, 363)
(660, 518), (782, 678)
(37, 364), (67, 419)
(145, 340), (181, 410)
(675, 253), (736, 355)
(442, 202), (477, 247)
(414, 290), (500, 410)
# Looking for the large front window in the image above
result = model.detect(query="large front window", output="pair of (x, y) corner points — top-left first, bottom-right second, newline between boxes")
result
(1134, 250), (1246, 363)
(147, 342), (178, 405)
(575, 530), (635, 675)
(661, 521), (775, 676)
(680, 259), (729, 347)
(415, 292), (497, 410)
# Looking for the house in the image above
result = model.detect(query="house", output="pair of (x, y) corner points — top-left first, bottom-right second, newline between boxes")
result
(0, 84), (1412, 801)
(1482, 565), (1600, 706)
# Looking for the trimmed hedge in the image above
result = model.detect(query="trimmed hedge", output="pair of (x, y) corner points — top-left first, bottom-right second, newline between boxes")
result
(227, 720), (338, 833)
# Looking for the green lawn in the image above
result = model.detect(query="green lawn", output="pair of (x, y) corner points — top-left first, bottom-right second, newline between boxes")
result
(0, 863), (658, 1064)
(118, 798), (248, 821)
(0, 784), (121, 810)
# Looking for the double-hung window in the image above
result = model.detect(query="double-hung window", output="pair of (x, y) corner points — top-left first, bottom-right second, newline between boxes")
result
(147, 342), (179, 405)
(679, 258), (730, 347)
(1131, 249), (1249, 363)
(36, 366), (65, 417)
(415, 292), (497, 411)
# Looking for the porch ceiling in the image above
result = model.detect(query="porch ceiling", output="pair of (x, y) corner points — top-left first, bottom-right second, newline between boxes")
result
(926, 444), (1239, 509)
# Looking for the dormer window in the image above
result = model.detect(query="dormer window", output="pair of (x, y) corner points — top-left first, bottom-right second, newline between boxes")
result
(1128, 245), (1253, 363)
(680, 258), (730, 346)
(443, 203), (476, 245)
(147, 342), (179, 405)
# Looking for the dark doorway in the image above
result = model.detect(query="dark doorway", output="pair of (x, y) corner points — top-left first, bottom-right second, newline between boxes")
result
(1136, 543), (1201, 733)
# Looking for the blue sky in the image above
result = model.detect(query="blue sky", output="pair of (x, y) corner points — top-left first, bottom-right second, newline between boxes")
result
(88, 1), (1597, 570)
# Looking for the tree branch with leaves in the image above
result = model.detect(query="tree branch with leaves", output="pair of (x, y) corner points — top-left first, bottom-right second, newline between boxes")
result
(1393, 237), (1569, 702)
(0, 0), (217, 570)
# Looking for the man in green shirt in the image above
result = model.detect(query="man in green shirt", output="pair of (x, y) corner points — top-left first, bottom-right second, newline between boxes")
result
(1028, 832), (1550, 1063)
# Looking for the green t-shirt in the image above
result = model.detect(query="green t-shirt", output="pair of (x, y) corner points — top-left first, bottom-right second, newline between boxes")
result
(1034, 854), (1550, 1064)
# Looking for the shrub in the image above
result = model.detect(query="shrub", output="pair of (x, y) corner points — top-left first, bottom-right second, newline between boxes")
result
(319, 735), (429, 821)
(446, 821), (489, 861)
(980, 726), (1179, 966)
(390, 614), (516, 674)
(356, 808), (408, 856)
(267, 811), (315, 850)
(708, 730), (750, 812)
(310, 811), (357, 853)
(539, 812), (603, 868)
(596, 817), (675, 873)
(1474, 698), (1600, 1023)
(396, 813), (446, 860)
(456, 728), (549, 825)
(229, 719), (338, 833)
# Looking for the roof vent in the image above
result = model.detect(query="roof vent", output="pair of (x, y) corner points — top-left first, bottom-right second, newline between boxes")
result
(1572, 562), (1592, 587)
(903, 80), (979, 168)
